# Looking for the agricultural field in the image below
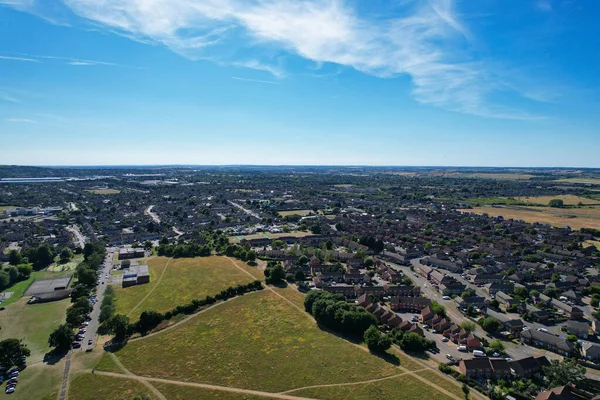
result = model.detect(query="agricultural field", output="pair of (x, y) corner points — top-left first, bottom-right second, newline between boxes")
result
(108, 290), (461, 398)
(461, 205), (600, 230)
(554, 177), (600, 185)
(228, 231), (314, 243)
(0, 297), (70, 360)
(515, 194), (600, 206)
(114, 256), (256, 318)
(86, 188), (121, 194)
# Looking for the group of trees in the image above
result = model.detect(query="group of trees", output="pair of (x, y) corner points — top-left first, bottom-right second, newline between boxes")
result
(99, 285), (116, 323)
(304, 291), (377, 337)
(0, 339), (30, 371)
(157, 243), (212, 258)
(358, 235), (385, 253)
(264, 261), (286, 285)
(17, 244), (56, 270)
(389, 329), (435, 352)
(0, 262), (32, 292)
(480, 317), (501, 333)
(364, 325), (392, 353)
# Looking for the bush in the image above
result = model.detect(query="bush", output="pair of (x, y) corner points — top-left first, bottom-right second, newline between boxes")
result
(438, 363), (453, 374)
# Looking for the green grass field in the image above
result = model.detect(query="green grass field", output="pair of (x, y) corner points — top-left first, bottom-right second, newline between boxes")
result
(7, 362), (64, 400)
(0, 276), (35, 306)
(114, 290), (407, 392)
(69, 373), (157, 400)
(291, 374), (454, 400)
(115, 256), (257, 318)
(419, 370), (465, 398)
(152, 383), (267, 400)
(0, 297), (70, 360)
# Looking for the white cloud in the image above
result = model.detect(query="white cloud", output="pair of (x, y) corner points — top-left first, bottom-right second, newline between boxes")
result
(536, 0), (553, 12)
(5, 118), (37, 123)
(0, 55), (40, 62)
(231, 76), (280, 85)
(7, 0), (550, 119)
(0, 93), (20, 103)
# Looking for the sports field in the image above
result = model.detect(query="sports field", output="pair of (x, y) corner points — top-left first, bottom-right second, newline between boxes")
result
(114, 256), (257, 318)
(460, 205), (600, 230)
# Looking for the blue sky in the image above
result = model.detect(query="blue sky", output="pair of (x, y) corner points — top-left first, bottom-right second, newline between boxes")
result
(0, 0), (599, 167)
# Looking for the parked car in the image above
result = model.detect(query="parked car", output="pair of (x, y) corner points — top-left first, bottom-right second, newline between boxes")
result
(457, 345), (467, 352)
(442, 296), (451, 300)
(492, 352), (500, 357)
(446, 354), (455, 361)
(88, 339), (93, 346)
(473, 350), (486, 357)
(72, 342), (81, 349)
(442, 337), (449, 342)
(5, 386), (15, 394)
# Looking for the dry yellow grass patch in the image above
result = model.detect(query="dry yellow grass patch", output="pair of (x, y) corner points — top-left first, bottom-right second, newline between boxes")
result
(515, 195), (599, 206)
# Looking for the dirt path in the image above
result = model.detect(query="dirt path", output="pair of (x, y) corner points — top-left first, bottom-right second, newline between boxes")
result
(128, 290), (263, 343)
(127, 258), (172, 318)
(280, 369), (426, 394)
(57, 351), (71, 400)
(107, 353), (167, 400)
(91, 370), (317, 400)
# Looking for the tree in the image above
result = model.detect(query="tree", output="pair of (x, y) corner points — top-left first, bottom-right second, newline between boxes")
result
(77, 267), (98, 287)
(489, 339), (505, 353)
(59, 248), (73, 263)
(107, 315), (130, 341)
(49, 324), (74, 352)
(34, 244), (54, 269)
(460, 321), (476, 333)
(66, 306), (86, 327)
(548, 199), (564, 208)
(0, 270), (10, 291)
(364, 325), (392, 353)
(144, 240), (153, 250)
(16, 264), (32, 279)
(0, 339), (30, 370)
(246, 250), (256, 263)
(310, 224), (322, 234)
(7, 267), (18, 285)
(297, 255), (309, 265)
(400, 332), (433, 352)
(294, 270), (306, 282)
(481, 317), (501, 333)
(462, 383), (470, 400)
(136, 310), (163, 333)
(567, 334), (578, 343)
(430, 301), (446, 317)
(8, 250), (22, 266)
(543, 358), (586, 387)
(513, 286), (529, 298)
(265, 264), (286, 284)
(490, 299), (500, 308)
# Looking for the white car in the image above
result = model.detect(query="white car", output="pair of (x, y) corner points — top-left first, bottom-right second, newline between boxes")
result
(442, 296), (451, 300)
(442, 337), (449, 342)
(5, 387), (15, 394)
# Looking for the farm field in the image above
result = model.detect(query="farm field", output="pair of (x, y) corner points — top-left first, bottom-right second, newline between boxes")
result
(515, 194), (600, 205)
(460, 205), (600, 230)
(114, 256), (256, 318)
(109, 290), (461, 398)
(228, 231), (314, 243)
(86, 188), (121, 194)
(69, 373), (157, 400)
(554, 178), (600, 185)
(0, 297), (70, 360)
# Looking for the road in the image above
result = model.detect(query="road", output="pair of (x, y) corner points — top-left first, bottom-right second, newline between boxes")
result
(82, 247), (117, 351)
(145, 205), (161, 224)
(65, 225), (86, 248)
(387, 259), (563, 363)
(229, 200), (261, 219)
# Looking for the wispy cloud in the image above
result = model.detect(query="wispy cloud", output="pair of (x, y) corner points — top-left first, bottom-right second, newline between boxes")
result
(5, 0), (552, 119)
(0, 93), (20, 103)
(5, 118), (37, 123)
(536, 0), (553, 12)
(0, 55), (40, 62)
(231, 76), (280, 85)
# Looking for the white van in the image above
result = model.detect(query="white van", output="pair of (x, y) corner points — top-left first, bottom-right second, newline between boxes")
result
(472, 350), (486, 357)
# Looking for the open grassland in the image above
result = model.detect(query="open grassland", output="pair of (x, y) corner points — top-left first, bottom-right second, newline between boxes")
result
(86, 188), (121, 194)
(279, 209), (315, 217)
(152, 383), (268, 400)
(114, 290), (401, 392)
(115, 256), (256, 318)
(515, 194), (600, 205)
(555, 177), (600, 185)
(69, 373), (157, 400)
(418, 370), (465, 398)
(291, 374), (453, 400)
(461, 205), (600, 231)
(229, 231), (314, 243)
(0, 297), (70, 360)
(0, 276), (34, 306)
(114, 257), (165, 316)
(585, 240), (600, 250)
(47, 255), (83, 273)
(95, 353), (125, 373)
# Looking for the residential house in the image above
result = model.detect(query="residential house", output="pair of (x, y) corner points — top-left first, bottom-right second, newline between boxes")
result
(416, 263), (433, 279)
(391, 296), (431, 313)
(509, 356), (550, 378)
(430, 270), (453, 285)
(520, 329), (575, 357)
(535, 386), (576, 400)
(582, 343), (600, 363)
(440, 282), (466, 296)
(564, 320), (590, 339)
(473, 274), (504, 285)
(486, 282), (515, 296)
(526, 305), (550, 323)
(485, 308), (524, 333)
(455, 296), (487, 309)
(458, 358), (511, 380)
(496, 291), (519, 308)
(465, 332), (482, 350)
(592, 319), (600, 335)
(551, 299), (584, 319)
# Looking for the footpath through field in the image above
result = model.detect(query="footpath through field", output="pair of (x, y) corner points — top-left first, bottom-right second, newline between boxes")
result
(126, 258), (172, 318)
